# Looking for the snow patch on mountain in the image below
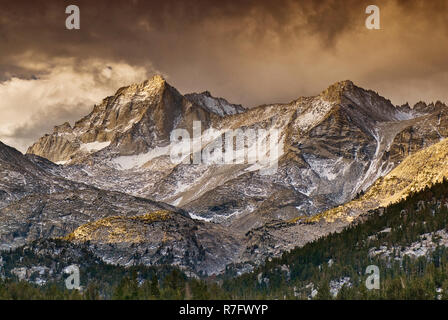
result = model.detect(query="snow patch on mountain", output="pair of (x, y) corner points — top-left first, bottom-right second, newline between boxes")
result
(112, 145), (170, 170)
(189, 212), (213, 222)
(80, 141), (111, 153)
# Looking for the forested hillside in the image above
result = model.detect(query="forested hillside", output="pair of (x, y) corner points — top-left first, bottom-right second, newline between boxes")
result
(223, 178), (448, 299)
(4, 178), (448, 299)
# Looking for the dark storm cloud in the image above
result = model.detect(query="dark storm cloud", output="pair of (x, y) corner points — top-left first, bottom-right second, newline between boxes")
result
(0, 0), (371, 73)
(0, 0), (442, 58)
(1, 0), (447, 101)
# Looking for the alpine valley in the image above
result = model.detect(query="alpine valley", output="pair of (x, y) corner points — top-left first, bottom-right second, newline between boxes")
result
(3, 75), (448, 298)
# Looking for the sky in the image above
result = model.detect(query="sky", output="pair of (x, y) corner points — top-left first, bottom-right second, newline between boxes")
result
(1, 0), (448, 152)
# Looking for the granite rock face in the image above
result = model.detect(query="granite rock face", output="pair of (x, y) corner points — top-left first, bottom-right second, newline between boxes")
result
(65, 210), (243, 275)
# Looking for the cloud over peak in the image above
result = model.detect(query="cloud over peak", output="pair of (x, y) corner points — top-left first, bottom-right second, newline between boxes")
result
(0, 58), (152, 152)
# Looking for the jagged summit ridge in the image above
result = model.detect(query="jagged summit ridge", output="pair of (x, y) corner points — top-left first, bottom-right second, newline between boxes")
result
(27, 75), (176, 163)
(26, 75), (249, 163)
(317, 79), (424, 123)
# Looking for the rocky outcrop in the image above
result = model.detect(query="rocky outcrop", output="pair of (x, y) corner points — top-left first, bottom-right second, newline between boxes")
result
(65, 210), (243, 275)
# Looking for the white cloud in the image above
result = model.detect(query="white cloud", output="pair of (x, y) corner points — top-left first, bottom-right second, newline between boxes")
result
(0, 58), (151, 152)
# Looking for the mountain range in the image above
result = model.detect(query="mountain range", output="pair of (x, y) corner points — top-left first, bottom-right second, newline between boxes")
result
(3, 75), (448, 275)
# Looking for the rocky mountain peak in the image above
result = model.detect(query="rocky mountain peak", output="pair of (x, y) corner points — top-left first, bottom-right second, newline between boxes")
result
(26, 75), (180, 163)
(115, 74), (166, 97)
(319, 80), (392, 109)
(413, 101), (428, 111)
(319, 80), (355, 103)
